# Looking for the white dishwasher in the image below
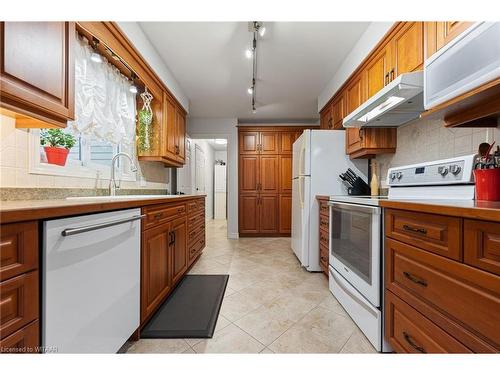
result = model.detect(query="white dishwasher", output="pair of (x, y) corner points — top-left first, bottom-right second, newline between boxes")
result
(43, 208), (142, 353)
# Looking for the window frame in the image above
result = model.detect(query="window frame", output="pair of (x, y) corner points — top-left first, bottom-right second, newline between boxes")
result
(29, 129), (137, 182)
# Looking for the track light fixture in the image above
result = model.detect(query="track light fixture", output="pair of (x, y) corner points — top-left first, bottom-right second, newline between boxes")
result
(246, 22), (265, 114)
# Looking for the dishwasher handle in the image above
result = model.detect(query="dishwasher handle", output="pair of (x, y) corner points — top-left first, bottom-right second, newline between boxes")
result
(61, 214), (146, 237)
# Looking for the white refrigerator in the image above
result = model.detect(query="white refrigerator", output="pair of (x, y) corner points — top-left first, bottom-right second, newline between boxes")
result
(291, 130), (368, 271)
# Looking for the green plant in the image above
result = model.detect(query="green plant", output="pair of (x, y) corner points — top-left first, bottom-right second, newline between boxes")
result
(40, 129), (76, 149)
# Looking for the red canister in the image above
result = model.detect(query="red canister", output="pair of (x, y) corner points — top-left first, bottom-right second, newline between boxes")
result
(474, 168), (500, 201)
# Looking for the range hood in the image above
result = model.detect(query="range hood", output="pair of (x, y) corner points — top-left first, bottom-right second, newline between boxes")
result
(343, 71), (424, 128)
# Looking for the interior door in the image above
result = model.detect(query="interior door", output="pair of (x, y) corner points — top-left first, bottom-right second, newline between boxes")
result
(195, 145), (206, 194)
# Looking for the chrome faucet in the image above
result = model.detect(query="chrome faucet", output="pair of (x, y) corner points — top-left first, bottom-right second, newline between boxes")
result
(109, 152), (138, 196)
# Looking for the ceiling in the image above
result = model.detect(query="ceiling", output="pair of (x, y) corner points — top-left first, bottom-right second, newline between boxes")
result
(139, 22), (370, 121)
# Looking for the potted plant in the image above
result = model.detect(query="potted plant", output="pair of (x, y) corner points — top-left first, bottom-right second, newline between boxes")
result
(40, 129), (76, 166)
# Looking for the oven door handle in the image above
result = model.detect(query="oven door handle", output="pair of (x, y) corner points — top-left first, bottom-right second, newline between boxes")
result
(329, 267), (378, 318)
(328, 201), (381, 215)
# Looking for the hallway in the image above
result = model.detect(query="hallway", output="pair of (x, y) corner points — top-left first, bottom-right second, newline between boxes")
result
(127, 220), (376, 353)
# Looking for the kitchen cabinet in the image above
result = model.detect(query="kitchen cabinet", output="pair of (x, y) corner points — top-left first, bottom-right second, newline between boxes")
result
(384, 208), (500, 353)
(391, 22), (424, 76)
(365, 44), (391, 99)
(238, 126), (315, 236)
(320, 104), (333, 129)
(175, 108), (186, 163)
(140, 197), (205, 325)
(170, 217), (188, 285)
(0, 22), (75, 128)
(316, 196), (330, 277)
(0, 221), (39, 353)
(331, 92), (346, 130)
(425, 21), (474, 58)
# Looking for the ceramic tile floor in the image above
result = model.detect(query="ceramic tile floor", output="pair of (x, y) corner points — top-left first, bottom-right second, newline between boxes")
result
(127, 219), (377, 354)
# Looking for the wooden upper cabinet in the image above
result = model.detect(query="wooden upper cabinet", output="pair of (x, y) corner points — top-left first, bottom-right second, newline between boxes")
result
(279, 131), (295, 154)
(175, 108), (186, 163)
(0, 22), (75, 128)
(346, 73), (365, 116)
(391, 22), (424, 76)
(426, 21), (474, 58)
(239, 155), (259, 194)
(260, 155), (279, 194)
(260, 132), (280, 154)
(331, 93), (346, 129)
(365, 44), (391, 99)
(163, 94), (178, 162)
(239, 131), (260, 154)
(320, 104), (333, 129)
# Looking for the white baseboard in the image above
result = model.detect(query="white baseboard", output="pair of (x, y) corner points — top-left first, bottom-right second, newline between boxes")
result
(227, 232), (239, 239)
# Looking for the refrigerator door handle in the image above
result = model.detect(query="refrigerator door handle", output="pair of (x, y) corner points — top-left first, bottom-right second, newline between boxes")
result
(299, 142), (306, 176)
(298, 176), (304, 208)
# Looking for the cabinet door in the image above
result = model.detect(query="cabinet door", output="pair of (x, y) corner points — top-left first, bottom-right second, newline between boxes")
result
(346, 74), (365, 116)
(141, 222), (172, 321)
(320, 105), (333, 129)
(239, 155), (259, 194)
(259, 195), (279, 233)
(163, 94), (178, 161)
(332, 93), (346, 129)
(175, 109), (186, 163)
(436, 22), (474, 51)
(279, 194), (292, 234)
(260, 132), (280, 154)
(239, 195), (260, 234)
(279, 131), (295, 154)
(0, 22), (75, 126)
(239, 131), (259, 154)
(260, 155), (279, 194)
(365, 44), (391, 99)
(170, 217), (187, 285)
(392, 22), (424, 77)
(279, 155), (292, 194)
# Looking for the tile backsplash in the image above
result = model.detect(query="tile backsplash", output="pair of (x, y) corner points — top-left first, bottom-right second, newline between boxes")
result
(376, 118), (499, 188)
(0, 114), (171, 190)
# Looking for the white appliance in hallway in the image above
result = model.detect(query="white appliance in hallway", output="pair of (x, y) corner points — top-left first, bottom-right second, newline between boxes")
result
(214, 164), (227, 219)
(43, 209), (141, 353)
(291, 129), (368, 271)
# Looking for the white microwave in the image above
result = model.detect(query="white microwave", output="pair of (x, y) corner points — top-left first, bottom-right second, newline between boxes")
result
(424, 22), (500, 109)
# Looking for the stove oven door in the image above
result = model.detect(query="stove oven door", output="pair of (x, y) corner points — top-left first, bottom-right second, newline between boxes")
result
(328, 201), (381, 307)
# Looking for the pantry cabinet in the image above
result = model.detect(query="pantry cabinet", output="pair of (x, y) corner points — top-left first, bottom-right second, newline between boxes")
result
(0, 22), (75, 128)
(238, 126), (315, 236)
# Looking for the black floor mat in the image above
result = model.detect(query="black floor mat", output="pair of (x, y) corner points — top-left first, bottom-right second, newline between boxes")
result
(141, 275), (229, 339)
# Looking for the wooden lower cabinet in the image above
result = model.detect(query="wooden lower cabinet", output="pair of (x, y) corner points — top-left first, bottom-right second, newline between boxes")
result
(260, 195), (279, 233)
(170, 216), (188, 286)
(279, 195), (292, 234)
(385, 208), (500, 353)
(316, 196), (330, 277)
(239, 195), (260, 234)
(0, 221), (39, 354)
(141, 197), (205, 325)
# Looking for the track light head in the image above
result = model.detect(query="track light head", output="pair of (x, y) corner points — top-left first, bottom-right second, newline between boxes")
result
(259, 26), (266, 37)
(247, 87), (253, 95)
(245, 48), (253, 59)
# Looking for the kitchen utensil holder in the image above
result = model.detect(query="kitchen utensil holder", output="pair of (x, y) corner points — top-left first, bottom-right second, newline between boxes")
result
(348, 177), (371, 196)
(474, 168), (500, 201)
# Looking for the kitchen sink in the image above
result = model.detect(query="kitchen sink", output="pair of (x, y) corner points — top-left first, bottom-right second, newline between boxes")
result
(66, 195), (180, 200)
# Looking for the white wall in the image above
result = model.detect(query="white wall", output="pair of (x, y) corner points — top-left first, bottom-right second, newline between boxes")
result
(117, 22), (190, 112)
(318, 22), (394, 111)
(187, 117), (238, 238)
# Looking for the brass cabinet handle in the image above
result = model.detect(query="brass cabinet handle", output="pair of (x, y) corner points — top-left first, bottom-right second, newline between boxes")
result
(328, 118), (332, 129)
(402, 224), (427, 235)
(154, 213), (163, 220)
(390, 68), (395, 81)
(168, 231), (175, 246)
(403, 332), (426, 353)
(177, 207), (185, 213)
(359, 128), (364, 140)
(403, 271), (428, 287)
(385, 72), (389, 85)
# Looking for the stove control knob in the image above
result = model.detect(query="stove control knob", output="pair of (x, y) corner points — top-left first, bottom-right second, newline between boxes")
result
(396, 172), (403, 180)
(450, 164), (461, 175)
(390, 172), (397, 181)
(438, 166), (449, 176)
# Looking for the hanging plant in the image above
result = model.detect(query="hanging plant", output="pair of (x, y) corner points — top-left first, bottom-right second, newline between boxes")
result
(138, 88), (154, 152)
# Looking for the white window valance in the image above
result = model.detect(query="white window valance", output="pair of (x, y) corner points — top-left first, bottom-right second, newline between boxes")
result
(67, 34), (136, 146)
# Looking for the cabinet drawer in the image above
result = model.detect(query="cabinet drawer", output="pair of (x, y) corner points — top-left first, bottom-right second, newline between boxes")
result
(188, 222), (206, 244)
(0, 221), (38, 282)
(319, 215), (329, 232)
(385, 238), (500, 348)
(319, 228), (329, 248)
(187, 198), (205, 215)
(188, 212), (205, 231)
(189, 234), (206, 262)
(385, 291), (471, 353)
(464, 219), (500, 276)
(385, 209), (461, 260)
(143, 203), (186, 230)
(319, 200), (329, 217)
(0, 319), (39, 354)
(0, 271), (38, 339)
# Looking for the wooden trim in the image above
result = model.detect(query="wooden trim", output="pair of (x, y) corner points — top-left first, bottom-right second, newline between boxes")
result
(237, 125), (318, 131)
(348, 147), (396, 159)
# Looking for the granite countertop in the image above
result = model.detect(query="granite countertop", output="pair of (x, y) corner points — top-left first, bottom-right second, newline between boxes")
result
(0, 194), (207, 224)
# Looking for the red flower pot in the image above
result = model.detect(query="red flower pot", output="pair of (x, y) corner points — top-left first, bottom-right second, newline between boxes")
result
(44, 146), (69, 166)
